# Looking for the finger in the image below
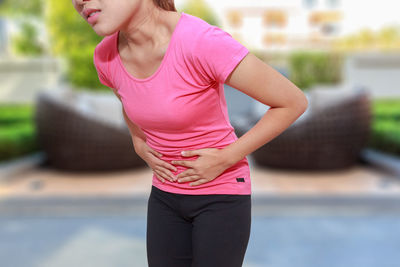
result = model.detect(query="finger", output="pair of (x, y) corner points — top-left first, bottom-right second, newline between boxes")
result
(176, 169), (196, 179)
(151, 155), (178, 172)
(160, 160), (178, 172)
(148, 148), (163, 158)
(154, 165), (176, 181)
(153, 170), (166, 183)
(171, 160), (194, 168)
(154, 169), (173, 182)
(161, 167), (178, 181)
(189, 178), (209, 186)
(177, 175), (200, 183)
(181, 149), (202, 157)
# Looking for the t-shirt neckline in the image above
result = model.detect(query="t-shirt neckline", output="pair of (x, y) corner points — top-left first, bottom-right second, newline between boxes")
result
(115, 11), (185, 83)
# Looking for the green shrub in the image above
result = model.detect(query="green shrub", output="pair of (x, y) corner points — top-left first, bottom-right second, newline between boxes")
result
(0, 104), (39, 162)
(368, 99), (400, 156)
(0, 122), (38, 161)
(369, 120), (400, 156)
(0, 104), (33, 125)
(288, 50), (344, 90)
(371, 98), (400, 120)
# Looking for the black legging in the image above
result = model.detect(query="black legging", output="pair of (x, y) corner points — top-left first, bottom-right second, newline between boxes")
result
(146, 185), (251, 267)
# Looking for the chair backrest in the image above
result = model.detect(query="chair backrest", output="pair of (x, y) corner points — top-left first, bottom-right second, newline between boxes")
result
(37, 88), (126, 129)
(309, 85), (370, 113)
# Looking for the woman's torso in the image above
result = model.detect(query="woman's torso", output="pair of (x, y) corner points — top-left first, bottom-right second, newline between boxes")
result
(93, 12), (252, 195)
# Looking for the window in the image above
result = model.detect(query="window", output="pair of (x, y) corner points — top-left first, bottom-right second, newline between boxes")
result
(262, 10), (287, 28)
(226, 10), (243, 28)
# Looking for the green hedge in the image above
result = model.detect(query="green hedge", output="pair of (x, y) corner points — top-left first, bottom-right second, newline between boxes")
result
(0, 104), (33, 125)
(288, 50), (344, 90)
(0, 104), (39, 162)
(368, 99), (400, 156)
(371, 99), (400, 120)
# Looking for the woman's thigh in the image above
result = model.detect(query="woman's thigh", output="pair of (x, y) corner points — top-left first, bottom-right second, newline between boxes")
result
(191, 194), (252, 267)
(146, 187), (193, 267)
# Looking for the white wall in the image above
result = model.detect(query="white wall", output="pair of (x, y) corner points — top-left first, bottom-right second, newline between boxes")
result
(0, 57), (62, 104)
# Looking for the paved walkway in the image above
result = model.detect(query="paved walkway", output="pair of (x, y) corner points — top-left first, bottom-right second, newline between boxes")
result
(1, 154), (400, 267)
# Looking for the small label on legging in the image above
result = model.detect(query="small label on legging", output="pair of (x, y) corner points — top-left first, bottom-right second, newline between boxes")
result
(236, 177), (245, 182)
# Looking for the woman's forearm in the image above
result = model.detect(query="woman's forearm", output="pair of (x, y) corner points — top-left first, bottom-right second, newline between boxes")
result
(220, 105), (307, 167)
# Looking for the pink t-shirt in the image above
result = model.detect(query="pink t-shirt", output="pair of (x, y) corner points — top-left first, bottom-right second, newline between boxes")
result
(93, 12), (251, 195)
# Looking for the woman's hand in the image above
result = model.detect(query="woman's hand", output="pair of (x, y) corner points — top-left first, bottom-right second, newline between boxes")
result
(134, 141), (178, 183)
(171, 148), (232, 186)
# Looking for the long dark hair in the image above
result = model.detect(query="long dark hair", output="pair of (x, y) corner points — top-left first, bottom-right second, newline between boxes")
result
(152, 0), (177, 11)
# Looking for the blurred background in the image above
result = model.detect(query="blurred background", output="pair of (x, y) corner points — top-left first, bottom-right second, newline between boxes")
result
(1, 0), (400, 266)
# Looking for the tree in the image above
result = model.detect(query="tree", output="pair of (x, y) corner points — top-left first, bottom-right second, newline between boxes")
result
(180, 0), (220, 27)
(44, 0), (104, 90)
(0, 0), (45, 56)
(333, 25), (400, 52)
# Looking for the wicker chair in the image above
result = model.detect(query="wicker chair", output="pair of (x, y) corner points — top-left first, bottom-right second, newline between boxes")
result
(34, 88), (147, 171)
(232, 86), (372, 170)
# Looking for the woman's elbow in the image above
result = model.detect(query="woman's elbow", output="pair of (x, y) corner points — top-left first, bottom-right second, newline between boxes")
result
(299, 94), (309, 112)
(289, 87), (308, 114)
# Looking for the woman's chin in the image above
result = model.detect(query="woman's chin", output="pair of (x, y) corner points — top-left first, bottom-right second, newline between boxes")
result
(93, 27), (114, 37)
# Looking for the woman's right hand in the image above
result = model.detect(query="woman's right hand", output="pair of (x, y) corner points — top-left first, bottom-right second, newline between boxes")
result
(134, 141), (178, 183)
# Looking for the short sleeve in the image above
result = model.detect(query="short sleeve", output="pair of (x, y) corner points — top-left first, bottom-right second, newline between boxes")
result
(93, 46), (114, 88)
(192, 26), (249, 84)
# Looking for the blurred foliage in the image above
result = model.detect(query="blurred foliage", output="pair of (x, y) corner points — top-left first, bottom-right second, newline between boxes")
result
(67, 46), (100, 88)
(44, 0), (105, 90)
(0, 0), (220, 90)
(369, 99), (400, 156)
(0, 104), (39, 162)
(181, 0), (220, 27)
(0, 103), (32, 125)
(0, 0), (45, 56)
(10, 20), (44, 56)
(333, 25), (400, 52)
(288, 50), (343, 90)
(0, 0), (43, 18)
(0, 0), (106, 89)
(372, 99), (400, 120)
(44, 0), (100, 56)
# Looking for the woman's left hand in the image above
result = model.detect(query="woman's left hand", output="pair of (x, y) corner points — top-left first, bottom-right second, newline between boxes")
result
(171, 148), (232, 186)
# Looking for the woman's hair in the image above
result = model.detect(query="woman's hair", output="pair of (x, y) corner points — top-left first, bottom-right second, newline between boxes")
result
(152, 0), (177, 12)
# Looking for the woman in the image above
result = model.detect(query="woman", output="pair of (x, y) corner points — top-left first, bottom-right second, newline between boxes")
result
(72, 0), (308, 266)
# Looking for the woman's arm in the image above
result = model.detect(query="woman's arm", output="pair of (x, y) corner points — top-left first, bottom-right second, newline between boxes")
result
(221, 52), (308, 167)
